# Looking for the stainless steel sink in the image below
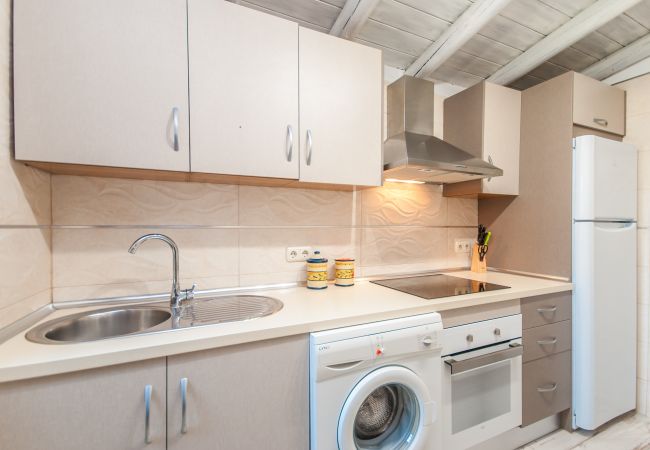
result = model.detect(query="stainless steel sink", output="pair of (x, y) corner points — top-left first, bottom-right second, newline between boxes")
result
(25, 295), (283, 345)
(25, 306), (172, 344)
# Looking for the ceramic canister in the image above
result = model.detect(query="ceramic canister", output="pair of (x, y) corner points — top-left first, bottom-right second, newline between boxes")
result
(335, 258), (355, 287)
(307, 251), (328, 290)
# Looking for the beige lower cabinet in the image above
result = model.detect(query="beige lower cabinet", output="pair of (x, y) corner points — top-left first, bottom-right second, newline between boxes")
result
(0, 358), (167, 450)
(167, 334), (309, 450)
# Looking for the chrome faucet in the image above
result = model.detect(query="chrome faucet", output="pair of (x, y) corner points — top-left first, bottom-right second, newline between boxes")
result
(128, 234), (196, 312)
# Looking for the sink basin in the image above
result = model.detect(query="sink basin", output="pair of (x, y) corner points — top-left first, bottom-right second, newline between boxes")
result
(25, 306), (171, 344)
(25, 295), (283, 344)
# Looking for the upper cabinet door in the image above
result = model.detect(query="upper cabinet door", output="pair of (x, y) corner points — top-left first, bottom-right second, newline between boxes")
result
(13, 0), (190, 171)
(188, 0), (299, 179)
(572, 72), (625, 136)
(298, 28), (383, 187)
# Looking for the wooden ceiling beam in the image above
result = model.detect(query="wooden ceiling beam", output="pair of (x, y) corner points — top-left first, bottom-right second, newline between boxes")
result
(582, 33), (650, 80)
(488, 0), (644, 85)
(405, 0), (513, 78)
(329, 0), (380, 38)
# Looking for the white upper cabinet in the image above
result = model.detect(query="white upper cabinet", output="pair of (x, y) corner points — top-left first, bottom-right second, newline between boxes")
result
(13, 0), (190, 172)
(188, 0), (299, 179)
(298, 27), (383, 187)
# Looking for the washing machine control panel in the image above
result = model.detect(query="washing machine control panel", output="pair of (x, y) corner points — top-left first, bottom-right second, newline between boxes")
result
(371, 324), (440, 359)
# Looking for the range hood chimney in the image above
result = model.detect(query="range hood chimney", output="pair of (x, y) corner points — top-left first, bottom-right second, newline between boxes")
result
(383, 76), (503, 184)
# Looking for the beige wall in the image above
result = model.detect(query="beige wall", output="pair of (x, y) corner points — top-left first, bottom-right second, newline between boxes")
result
(50, 178), (476, 302)
(0, 2), (52, 328)
(617, 74), (650, 415)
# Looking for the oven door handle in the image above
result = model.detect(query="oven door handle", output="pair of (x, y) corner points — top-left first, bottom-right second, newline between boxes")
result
(445, 343), (523, 375)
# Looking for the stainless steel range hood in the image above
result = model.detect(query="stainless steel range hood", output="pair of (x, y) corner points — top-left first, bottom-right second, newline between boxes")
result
(383, 76), (503, 184)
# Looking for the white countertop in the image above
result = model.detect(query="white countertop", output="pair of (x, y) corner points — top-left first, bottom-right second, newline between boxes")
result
(0, 270), (572, 383)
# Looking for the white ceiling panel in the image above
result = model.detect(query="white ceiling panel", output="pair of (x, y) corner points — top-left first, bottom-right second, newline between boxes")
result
(626, 0), (650, 28)
(432, 63), (484, 88)
(357, 19), (432, 56)
(597, 14), (649, 46)
(527, 61), (568, 80)
(461, 34), (523, 65)
(445, 50), (501, 78)
(241, 0), (341, 29)
(549, 46), (599, 70)
(509, 74), (545, 90)
(536, 0), (596, 17)
(394, 0), (472, 23)
(499, 0), (570, 35)
(353, 37), (416, 68)
(572, 31), (623, 59)
(479, 15), (544, 51)
(370, 0), (449, 40)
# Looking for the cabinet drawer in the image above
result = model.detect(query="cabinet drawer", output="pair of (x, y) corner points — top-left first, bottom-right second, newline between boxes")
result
(521, 292), (571, 329)
(522, 351), (571, 427)
(523, 320), (571, 363)
(573, 73), (625, 136)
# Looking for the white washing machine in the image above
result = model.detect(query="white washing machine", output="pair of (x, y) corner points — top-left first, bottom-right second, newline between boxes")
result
(310, 313), (443, 450)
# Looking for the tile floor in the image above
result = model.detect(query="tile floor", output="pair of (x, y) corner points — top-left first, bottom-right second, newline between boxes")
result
(520, 413), (650, 449)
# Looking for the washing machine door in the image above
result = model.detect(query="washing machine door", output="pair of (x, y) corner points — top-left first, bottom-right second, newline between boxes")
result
(338, 366), (434, 450)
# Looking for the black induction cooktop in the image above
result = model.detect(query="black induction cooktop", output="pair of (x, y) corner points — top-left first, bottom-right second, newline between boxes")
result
(371, 274), (510, 300)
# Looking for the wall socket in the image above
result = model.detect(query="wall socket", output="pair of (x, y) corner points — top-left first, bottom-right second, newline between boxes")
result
(454, 239), (474, 253)
(286, 246), (313, 262)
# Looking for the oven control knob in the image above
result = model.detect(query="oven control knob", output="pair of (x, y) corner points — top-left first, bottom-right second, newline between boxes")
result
(422, 336), (433, 346)
(466, 334), (474, 343)
(494, 328), (501, 336)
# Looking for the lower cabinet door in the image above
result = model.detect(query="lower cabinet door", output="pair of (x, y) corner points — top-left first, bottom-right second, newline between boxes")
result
(167, 334), (309, 450)
(0, 358), (167, 450)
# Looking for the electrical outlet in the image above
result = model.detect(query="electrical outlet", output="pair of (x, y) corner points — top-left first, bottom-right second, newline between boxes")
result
(454, 239), (473, 254)
(286, 246), (312, 262)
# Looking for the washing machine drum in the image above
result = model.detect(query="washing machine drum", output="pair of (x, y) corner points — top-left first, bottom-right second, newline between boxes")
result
(338, 366), (435, 450)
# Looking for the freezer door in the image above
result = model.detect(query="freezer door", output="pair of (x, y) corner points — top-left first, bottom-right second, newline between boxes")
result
(573, 221), (637, 430)
(573, 135), (637, 221)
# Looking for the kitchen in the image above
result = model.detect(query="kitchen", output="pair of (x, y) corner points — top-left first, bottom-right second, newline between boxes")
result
(0, 0), (649, 449)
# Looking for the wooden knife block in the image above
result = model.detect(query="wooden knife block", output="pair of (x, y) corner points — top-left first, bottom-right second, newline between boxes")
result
(471, 243), (487, 273)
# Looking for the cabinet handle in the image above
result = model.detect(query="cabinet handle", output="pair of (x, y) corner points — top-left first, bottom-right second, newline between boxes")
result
(537, 382), (558, 393)
(306, 130), (313, 166)
(286, 125), (293, 162)
(181, 377), (188, 434)
(537, 337), (558, 345)
(144, 384), (152, 444)
(593, 117), (608, 127)
(536, 306), (557, 313)
(172, 107), (180, 152)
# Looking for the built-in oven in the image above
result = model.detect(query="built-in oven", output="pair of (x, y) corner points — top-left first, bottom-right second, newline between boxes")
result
(441, 314), (523, 450)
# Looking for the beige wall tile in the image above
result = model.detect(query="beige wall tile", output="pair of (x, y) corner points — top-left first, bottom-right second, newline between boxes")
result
(52, 228), (238, 299)
(447, 227), (475, 269)
(448, 198), (478, 226)
(640, 267), (650, 305)
(640, 152), (650, 190)
(639, 341), (648, 381)
(239, 185), (358, 226)
(361, 227), (447, 269)
(640, 303), (649, 345)
(0, 228), (51, 310)
(239, 228), (358, 280)
(638, 379), (648, 415)
(639, 228), (649, 268)
(0, 158), (51, 226)
(0, 289), (50, 329)
(640, 190), (650, 229)
(52, 176), (238, 225)
(361, 183), (446, 226)
(620, 75), (650, 118)
(625, 113), (650, 153)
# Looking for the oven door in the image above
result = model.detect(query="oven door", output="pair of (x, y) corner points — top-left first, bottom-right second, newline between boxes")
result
(443, 339), (522, 450)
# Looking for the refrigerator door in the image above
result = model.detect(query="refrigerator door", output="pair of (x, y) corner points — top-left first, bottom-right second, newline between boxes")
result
(573, 135), (637, 221)
(573, 221), (637, 430)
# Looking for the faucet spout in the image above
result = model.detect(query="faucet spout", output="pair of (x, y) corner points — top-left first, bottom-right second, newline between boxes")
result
(128, 234), (193, 311)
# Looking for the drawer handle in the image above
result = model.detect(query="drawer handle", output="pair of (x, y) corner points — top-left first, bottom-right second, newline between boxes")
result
(144, 384), (152, 444)
(172, 107), (180, 152)
(306, 129), (313, 166)
(536, 306), (557, 313)
(537, 383), (558, 393)
(593, 117), (608, 127)
(286, 125), (293, 162)
(181, 377), (188, 434)
(537, 338), (558, 346)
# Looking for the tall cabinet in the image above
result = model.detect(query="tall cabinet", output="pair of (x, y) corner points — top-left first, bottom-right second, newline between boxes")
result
(13, 0), (190, 172)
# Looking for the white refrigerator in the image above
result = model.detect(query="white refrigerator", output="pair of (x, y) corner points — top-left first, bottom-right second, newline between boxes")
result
(573, 135), (637, 430)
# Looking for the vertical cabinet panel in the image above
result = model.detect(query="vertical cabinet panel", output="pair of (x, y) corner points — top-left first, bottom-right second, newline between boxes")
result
(188, 0), (299, 179)
(167, 335), (309, 450)
(298, 27), (383, 187)
(13, 0), (190, 171)
(0, 359), (167, 450)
